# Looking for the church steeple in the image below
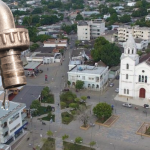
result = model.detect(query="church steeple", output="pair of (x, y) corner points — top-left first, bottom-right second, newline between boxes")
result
(124, 34), (137, 55)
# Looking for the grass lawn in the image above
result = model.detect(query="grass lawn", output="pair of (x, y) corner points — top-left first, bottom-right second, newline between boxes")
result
(62, 112), (73, 124)
(42, 94), (54, 104)
(63, 141), (95, 150)
(145, 126), (150, 135)
(32, 106), (50, 117)
(41, 138), (55, 150)
(42, 114), (55, 122)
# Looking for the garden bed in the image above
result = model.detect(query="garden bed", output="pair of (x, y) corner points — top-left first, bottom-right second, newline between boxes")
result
(62, 112), (74, 124)
(42, 113), (55, 122)
(80, 125), (90, 130)
(41, 138), (55, 150)
(63, 141), (95, 150)
(42, 94), (54, 104)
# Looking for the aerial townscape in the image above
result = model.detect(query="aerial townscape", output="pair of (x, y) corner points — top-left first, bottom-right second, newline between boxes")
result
(1, 0), (150, 150)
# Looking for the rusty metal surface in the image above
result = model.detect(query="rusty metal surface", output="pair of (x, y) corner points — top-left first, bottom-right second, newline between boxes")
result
(0, 1), (30, 89)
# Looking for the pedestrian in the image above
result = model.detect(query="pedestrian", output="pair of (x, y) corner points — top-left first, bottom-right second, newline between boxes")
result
(58, 103), (59, 106)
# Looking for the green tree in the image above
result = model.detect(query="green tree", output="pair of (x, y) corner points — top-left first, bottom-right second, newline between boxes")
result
(47, 130), (53, 138)
(60, 102), (67, 109)
(42, 87), (50, 98)
(69, 103), (79, 109)
(74, 98), (80, 103)
(62, 134), (69, 141)
(30, 43), (39, 51)
(75, 137), (83, 144)
(67, 81), (71, 86)
(80, 96), (87, 102)
(32, 7), (43, 14)
(30, 100), (40, 109)
(91, 37), (121, 67)
(75, 13), (84, 21)
(89, 141), (96, 149)
(119, 14), (131, 23)
(75, 80), (84, 90)
(93, 103), (112, 122)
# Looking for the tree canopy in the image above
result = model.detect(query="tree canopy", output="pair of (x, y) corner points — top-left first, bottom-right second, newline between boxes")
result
(75, 13), (84, 21)
(93, 103), (112, 121)
(91, 37), (121, 67)
(75, 80), (84, 90)
(30, 100), (41, 109)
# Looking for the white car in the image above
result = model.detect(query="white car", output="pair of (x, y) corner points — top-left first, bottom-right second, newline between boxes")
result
(115, 88), (119, 93)
(122, 103), (132, 108)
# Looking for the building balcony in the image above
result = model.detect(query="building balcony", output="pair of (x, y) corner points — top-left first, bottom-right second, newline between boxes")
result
(0, 126), (8, 133)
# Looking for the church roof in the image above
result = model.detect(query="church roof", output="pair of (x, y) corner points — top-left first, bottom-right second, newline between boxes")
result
(125, 34), (136, 49)
(139, 53), (150, 63)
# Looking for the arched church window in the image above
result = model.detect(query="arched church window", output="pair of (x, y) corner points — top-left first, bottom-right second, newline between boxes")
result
(145, 76), (147, 83)
(139, 75), (141, 82)
(128, 49), (130, 54)
(127, 89), (129, 94)
(126, 74), (128, 79)
(124, 89), (126, 94)
(126, 64), (129, 69)
(142, 75), (144, 82)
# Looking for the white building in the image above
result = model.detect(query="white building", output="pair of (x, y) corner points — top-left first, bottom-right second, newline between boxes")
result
(118, 25), (150, 43)
(43, 39), (68, 47)
(26, 1), (35, 4)
(119, 34), (150, 101)
(68, 64), (109, 91)
(77, 19), (105, 40)
(103, 14), (110, 19)
(123, 39), (148, 50)
(0, 101), (27, 144)
(77, 22), (90, 41)
(145, 15), (150, 21)
(127, 2), (136, 7)
(81, 11), (99, 17)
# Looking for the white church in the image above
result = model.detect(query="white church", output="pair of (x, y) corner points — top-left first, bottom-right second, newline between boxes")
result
(119, 34), (150, 100)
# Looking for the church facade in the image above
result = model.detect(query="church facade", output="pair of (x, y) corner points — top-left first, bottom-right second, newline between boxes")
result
(119, 34), (150, 99)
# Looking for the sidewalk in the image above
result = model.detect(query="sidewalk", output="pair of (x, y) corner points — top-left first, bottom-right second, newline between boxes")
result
(114, 94), (150, 106)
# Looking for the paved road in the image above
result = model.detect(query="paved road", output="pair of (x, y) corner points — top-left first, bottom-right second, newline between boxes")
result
(14, 35), (150, 150)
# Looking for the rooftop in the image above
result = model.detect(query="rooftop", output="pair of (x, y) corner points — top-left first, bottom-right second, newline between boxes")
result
(0, 101), (26, 121)
(69, 65), (107, 75)
(44, 38), (67, 44)
(77, 21), (88, 26)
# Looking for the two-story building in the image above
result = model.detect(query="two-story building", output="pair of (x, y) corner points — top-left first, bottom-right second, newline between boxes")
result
(68, 64), (109, 91)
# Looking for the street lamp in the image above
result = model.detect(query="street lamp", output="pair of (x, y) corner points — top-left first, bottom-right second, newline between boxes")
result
(110, 143), (115, 150)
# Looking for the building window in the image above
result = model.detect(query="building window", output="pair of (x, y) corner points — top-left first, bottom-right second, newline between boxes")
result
(128, 49), (130, 54)
(82, 76), (85, 80)
(126, 74), (128, 79)
(142, 75), (144, 82)
(126, 64), (129, 69)
(139, 75), (141, 82)
(145, 76), (147, 83)
(132, 49), (134, 54)
(124, 89), (126, 94)
(127, 89), (129, 94)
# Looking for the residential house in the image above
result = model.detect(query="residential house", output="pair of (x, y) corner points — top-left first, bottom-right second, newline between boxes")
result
(127, 2), (136, 6)
(81, 11), (99, 18)
(145, 15), (150, 21)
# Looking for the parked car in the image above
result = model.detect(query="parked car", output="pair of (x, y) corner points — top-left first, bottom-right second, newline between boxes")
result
(122, 103), (132, 108)
(109, 83), (114, 87)
(143, 104), (149, 108)
(115, 88), (119, 93)
(63, 89), (69, 92)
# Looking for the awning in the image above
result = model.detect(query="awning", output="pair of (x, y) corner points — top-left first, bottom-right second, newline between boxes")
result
(24, 62), (41, 70)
